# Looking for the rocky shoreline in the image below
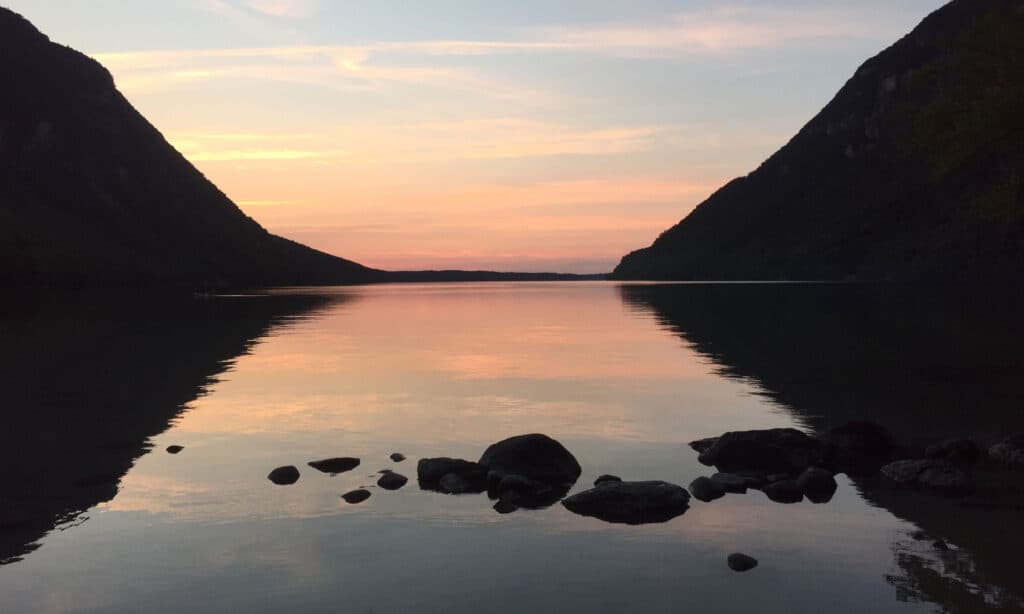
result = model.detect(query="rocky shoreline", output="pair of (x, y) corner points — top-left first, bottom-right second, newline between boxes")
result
(253, 427), (1024, 571)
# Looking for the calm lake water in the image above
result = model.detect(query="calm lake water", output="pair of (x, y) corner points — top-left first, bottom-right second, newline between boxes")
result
(2, 282), (1023, 613)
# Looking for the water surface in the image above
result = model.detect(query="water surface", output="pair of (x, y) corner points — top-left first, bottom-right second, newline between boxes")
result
(2, 282), (1022, 612)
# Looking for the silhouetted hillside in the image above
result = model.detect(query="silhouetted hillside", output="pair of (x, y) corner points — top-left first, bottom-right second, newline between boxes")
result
(0, 8), (380, 288)
(613, 0), (1024, 281)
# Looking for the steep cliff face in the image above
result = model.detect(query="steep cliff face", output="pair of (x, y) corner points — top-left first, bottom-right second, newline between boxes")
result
(613, 0), (1024, 281)
(0, 8), (379, 287)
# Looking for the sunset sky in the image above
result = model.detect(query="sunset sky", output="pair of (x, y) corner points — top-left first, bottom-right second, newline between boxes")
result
(7, 0), (946, 273)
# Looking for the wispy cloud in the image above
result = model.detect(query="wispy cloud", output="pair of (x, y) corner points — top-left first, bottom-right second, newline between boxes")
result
(245, 0), (322, 19)
(540, 5), (906, 56)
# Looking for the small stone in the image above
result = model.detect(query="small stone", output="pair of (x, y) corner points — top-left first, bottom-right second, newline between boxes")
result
(764, 480), (803, 504)
(166, 445), (184, 454)
(308, 457), (361, 475)
(268, 466), (300, 485)
(390, 453), (406, 462)
(728, 553), (758, 572)
(710, 473), (749, 494)
(689, 476), (726, 502)
(796, 467), (838, 504)
(341, 489), (371, 504)
(377, 472), (408, 491)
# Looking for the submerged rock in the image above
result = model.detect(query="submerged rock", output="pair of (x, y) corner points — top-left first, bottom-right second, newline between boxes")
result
(689, 476), (726, 502)
(697, 428), (824, 474)
(594, 474), (623, 487)
(417, 458), (487, 493)
(268, 466), (300, 485)
(925, 439), (981, 466)
(166, 445), (184, 454)
(763, 480), (803, 504)
(711, 472), (749, 494)
(727, 553), (759, 572)
(308, 457), (361, 475)
(881, 459), (969, 491)
(989, 435), (1024, 469)
(796, 467), (838, 503)
(377, 472), (408, 491)
(341, 489), (371, 504)
(689, 437), (719, 454)
(562, 481), (690, 525)
(479, 434), (581, 486)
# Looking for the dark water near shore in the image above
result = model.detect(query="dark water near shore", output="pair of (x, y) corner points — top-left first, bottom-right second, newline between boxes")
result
(2, 282), (1023, 613)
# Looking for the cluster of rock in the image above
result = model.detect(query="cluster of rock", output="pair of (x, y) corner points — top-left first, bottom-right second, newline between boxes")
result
(418, 434), (583, 512)
(691, 424), (1024, 499)
(686, 425), (881, 504)
(266, 452), (409, 504)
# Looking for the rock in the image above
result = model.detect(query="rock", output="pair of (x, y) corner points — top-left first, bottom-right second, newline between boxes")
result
(925, 439), (981, 465)
(727, 553), (758, 572)
(417, 457), (487, 493)
(697, 428), (824, 473)
(763, 480), (803, 504)
(710, 473), (749, 494)
(689, 476), (726, 502)
(439, 473), (477, 494)
(308, 457), (360, 475)
(341, 489), (371, 504)
(689, 437), (719, 454)
(377, 472), (408, 490)
(594, 474), (622, 487)
(166, 445), (184, 454)
(268, 466), (300, 485)
(822, 421), (892, 474)
(934, 540), (949, 551)
(389, 453), (406, 463)
(989, 434), (1024, 469)
(493, 491), (520, 514)
(881, 459), (970, 491)
(796, 467), (838, 503)
(479, 434), (581, 487)
(561, 481), (690, 525)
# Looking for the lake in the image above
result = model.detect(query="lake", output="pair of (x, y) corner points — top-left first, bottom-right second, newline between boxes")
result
(2, 282), (1023, 613)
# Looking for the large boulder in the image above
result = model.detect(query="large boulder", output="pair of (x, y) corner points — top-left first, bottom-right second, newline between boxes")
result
(562, 481), (691, 525)
(710, 473), (750, 494)
(479, 434), (582, 486)
(417, 457), (487, 493)
(989, 434), (1024, 469)
(821, 421), (892, 474)
(881, 459), (970, 492)
(697, 428), (824, 473)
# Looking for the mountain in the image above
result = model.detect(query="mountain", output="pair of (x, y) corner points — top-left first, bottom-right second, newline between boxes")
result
(0, 7), (381, 288)
(613, 0), (1024, 281)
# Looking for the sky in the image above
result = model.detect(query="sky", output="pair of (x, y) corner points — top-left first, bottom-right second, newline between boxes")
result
(6, 0), (947, 273)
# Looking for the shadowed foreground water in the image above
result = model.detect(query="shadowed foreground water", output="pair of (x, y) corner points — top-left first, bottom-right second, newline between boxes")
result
(1, 282), (1022, 613)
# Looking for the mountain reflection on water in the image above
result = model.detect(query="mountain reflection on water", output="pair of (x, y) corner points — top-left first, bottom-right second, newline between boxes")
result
(620, 283), (1024, 612)
(0, 291), (342, 565)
